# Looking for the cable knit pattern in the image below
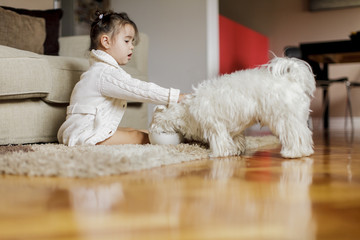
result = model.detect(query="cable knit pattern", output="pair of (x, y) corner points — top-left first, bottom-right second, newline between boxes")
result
(57, 50), (180, 146)
(101, 68), (179, 104)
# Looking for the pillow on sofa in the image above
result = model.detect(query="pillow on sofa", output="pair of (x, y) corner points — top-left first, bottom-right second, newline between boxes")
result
(1, 6), (63, 55)
(0, 7), (46, 54)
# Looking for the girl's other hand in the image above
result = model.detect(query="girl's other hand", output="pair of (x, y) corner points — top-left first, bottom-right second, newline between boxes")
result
(178, 93), (187, 103)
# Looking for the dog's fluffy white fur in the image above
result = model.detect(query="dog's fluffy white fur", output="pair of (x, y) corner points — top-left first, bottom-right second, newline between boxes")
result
(150, 57), (316, 158)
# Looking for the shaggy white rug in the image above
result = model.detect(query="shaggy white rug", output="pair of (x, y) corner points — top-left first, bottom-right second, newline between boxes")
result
(0, 135), (279, 178)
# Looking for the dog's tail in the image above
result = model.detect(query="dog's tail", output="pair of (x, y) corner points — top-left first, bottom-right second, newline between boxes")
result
(267, 57), (316, 97)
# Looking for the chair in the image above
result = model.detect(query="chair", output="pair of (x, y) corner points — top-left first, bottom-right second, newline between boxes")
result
(345, 82), (360, 131)
(284, 46), (350, 130)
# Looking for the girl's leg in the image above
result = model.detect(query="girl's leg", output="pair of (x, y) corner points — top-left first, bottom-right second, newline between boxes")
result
(96, 128), (149, 145)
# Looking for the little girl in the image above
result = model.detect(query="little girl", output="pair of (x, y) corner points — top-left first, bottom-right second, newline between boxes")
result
(57, 11), (183, 146)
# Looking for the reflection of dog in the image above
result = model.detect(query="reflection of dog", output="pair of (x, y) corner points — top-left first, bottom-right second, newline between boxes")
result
(150, 57), (316, 158)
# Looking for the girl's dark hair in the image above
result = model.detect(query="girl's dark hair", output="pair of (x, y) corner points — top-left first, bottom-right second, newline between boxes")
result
(89, 10), (139, 51)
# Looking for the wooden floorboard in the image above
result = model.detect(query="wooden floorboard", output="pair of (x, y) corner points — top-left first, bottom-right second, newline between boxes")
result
(0, 129), (359, 240)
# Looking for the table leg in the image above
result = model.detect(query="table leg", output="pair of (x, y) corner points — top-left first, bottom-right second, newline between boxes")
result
(323, 87), (329, 129)
(323, 63), (329, 130)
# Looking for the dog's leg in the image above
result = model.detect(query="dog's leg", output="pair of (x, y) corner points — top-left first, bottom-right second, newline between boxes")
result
(232, 133), (246, 155)
(275, 119), (314, 158)
(205, 124), (239, 157)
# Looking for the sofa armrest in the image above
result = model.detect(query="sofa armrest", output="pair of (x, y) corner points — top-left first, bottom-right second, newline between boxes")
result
(58, 32), (148, 78)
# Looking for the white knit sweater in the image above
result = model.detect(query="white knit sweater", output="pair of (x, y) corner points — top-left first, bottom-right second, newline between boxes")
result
(57, 50), (180, 146)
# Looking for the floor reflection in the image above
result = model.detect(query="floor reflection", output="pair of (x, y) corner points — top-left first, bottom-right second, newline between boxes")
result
(79, 156), (316, 239)
(69, 183), (125, 239)
(70, 183), (124, 212)
(278, 158), (315, 240)
(51, 156), (317, 239)
(207, 157), (247, 181)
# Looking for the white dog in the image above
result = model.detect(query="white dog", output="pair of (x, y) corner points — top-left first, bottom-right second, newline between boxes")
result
(150, 57), (316, 158)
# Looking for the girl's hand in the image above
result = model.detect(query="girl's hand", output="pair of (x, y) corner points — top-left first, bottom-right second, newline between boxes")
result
(178, 93), (187, 103)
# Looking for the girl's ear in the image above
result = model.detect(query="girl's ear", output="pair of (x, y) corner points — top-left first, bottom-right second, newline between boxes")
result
(100, 34), (111, 49)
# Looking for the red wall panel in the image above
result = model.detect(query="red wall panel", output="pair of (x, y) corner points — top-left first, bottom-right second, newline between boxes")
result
(219, 15), (269, 75)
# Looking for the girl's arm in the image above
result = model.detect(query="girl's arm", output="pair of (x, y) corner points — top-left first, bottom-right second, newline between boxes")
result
(100, 67), (180, 106)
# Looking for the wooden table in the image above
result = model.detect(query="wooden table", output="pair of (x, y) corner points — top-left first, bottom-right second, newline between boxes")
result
(300, 39), (360, 129)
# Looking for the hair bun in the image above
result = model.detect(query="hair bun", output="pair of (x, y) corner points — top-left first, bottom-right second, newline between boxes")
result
(94, 10), (103, 20)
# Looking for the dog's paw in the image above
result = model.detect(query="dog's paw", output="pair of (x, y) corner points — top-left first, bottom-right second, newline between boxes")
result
(233, 135), (246, 155)
(234, 145), (246, 156)
(209, 136), (241, 157)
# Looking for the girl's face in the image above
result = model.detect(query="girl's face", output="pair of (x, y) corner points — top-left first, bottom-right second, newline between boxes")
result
(105, 24), (135, 65)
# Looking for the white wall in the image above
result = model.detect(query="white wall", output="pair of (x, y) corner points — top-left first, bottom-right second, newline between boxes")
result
(111, 0), (219, 121)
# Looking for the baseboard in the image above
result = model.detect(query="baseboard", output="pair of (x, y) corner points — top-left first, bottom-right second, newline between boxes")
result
(245, 117), (360, 134)
(311, 117), (360, 131)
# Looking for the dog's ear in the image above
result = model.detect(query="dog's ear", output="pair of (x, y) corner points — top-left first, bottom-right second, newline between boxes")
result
(154, 105), (167, 112)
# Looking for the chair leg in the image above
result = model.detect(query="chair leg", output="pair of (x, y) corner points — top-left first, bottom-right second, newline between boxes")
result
(321, 86), (330, 129)
(345, 82), (354, 132)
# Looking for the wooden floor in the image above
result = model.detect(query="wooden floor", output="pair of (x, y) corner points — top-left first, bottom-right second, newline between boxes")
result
(0, 129), (359, 240)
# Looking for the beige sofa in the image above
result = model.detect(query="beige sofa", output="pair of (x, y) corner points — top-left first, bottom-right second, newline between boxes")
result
(0, 33), (149, 145)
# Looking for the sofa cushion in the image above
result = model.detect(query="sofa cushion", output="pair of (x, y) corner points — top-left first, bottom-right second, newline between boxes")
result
(0, 98), (148, 145)
(42, 56), (89, 103)
(0, 45), (51, 100)
(2, 6), (63, 56)
(0, 99), (66, 144)
(0, 7), (46, 54)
